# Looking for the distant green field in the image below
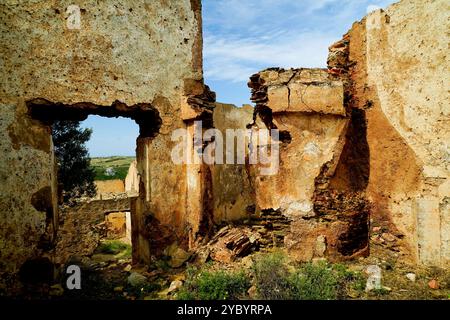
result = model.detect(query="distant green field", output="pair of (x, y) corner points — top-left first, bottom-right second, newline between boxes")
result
(90, 156), (135, 181)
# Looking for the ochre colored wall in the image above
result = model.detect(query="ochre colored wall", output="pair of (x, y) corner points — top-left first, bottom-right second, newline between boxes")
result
(343, 0), (449, 266)
(0, 0), (211, 284)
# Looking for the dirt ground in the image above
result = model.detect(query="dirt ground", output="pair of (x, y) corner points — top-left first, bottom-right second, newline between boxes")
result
(12, 237), (449, 300)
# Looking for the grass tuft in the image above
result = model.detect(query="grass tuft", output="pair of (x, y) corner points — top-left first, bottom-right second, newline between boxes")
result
(177, 266), (250, 300)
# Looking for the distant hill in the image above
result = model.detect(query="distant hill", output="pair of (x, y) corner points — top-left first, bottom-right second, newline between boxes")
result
(90, 156), (135, 181)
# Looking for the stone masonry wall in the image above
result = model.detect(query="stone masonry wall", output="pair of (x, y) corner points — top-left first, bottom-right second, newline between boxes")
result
(0, 0), (448, 290)
(0, 0), (212, 285)
(248, 68), (370, 262)
(95, 179), (125, 199)
(55, 197), (131, 265)
(328, 0), (449, 267)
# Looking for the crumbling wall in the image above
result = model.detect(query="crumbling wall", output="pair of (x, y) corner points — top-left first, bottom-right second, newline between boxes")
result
(212, 103), (254, 223)
(0, 101), (58, 287)
(1, 0), (447, 290)
(95, 179), (125, 199)
(331, 0), (449, 266)
(248, 68), (370, 261)
(0, 0), (212, 284)
(55, 197), (131, 265)
(105, 211), (128, 239)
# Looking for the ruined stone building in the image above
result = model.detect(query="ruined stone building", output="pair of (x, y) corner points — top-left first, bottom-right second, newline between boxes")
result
(0, 0), (448, 287)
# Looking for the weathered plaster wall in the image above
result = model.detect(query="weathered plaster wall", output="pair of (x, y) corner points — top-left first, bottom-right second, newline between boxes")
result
(55, 197), (131, 264)
(335, 0), (449, 266)
(0, 101), (58, 285)
(248, 69), (348, 217)
(0, 0), (203, 104)
(248, 68), (370, 261)
(95, 179), (125, 198)
(0, 0), (211, 283)
(1, 0), (447, 290)
(125, 160), (139, 197)
(212, 103), (254, 223)
(105, 211), (127, 239)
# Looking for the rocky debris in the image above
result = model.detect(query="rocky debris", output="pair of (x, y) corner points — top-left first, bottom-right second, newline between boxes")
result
(127, 272), (147, 287)
(247, 285), (257, 299)
(196, 226), (261, 263)
(365, 265), (382, 292)
(406, 273), (416, 282)
(315, 235), (327, 257)
(327, 35), (350, 78)
(371, 228), (403, 255)
(313, 190), (370, 258)
(168, 280), (183, 293)
(428, 279), (439, 290)
(195, 246), (211, 264)
(182, 83), (216, 123)
(147, 269), (163, 278)
(54, 198), (131, 265)
(381, 232), (396, 242)
(249, 209), (291, 248)
(123, 264), (132, 272)
(164, 243), (191, 268)
(371, 234), (385, 244)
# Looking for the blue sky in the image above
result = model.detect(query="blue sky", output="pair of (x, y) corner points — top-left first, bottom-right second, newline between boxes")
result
(82, 0), (396, 157)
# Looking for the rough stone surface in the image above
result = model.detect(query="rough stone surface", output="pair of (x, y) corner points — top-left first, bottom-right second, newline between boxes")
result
(248, 67), (369, 262)
(0, 0), (448, 290)
(405, 273), (416, 282)
(127, 272), (147, 287)
(105, 211), (127, 239)
(95, 179), (125, 199)
(212, 103), (254, 223)
(0, 101), (58, 284)
(332, 0), (449, 267)
(365, 265), (382, 292)
(0, 0), (214, 286)
(262, 68), (345, 115)
(196, 226), (260, 263)
(168, 280), (183, 293)
(54, 197), (132, 264)
(164, 243), (191, 268)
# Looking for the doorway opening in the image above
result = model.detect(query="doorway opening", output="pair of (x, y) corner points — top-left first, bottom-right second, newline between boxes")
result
(26, 98), (160, 271)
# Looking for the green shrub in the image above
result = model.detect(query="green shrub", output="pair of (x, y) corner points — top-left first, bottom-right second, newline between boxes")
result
(96, 240), (131, 256)
(331, 263), (365, 297)
(177, 288), (197, 300)
(251, 252), (293, 300)
(289, 262), (338, 300)
(177, 266), (250, 300)
(115, 245), (132, 259)
(251, 253), (363, 300)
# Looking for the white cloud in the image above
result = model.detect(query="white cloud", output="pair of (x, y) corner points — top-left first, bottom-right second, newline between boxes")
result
(202, 0), (398, 83)
(366, 4), (382, 13)
(204, 32), (335, 82)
